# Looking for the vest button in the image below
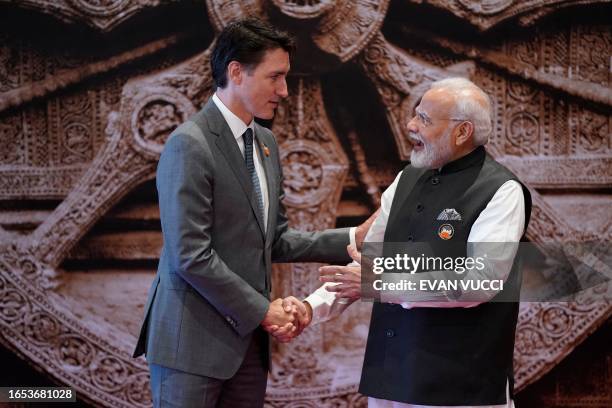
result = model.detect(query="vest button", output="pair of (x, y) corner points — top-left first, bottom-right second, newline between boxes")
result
(385, 329), (395, 338)
(416, 203), (424, 212)
(432, 177), (440, 185)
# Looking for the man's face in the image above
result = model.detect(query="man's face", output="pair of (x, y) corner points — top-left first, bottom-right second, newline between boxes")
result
(237, 47), (290, 120)
(406, 89), (457, 169)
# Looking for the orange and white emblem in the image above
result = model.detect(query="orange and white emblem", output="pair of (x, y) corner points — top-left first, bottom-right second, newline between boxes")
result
(438, 224), (454, 240)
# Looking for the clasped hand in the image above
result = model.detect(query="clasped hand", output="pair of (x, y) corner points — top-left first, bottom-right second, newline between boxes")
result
(261, 297), (312, 343)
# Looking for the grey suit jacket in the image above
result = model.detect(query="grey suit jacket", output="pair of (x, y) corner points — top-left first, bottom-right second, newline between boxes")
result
(133, 98), (350, 379)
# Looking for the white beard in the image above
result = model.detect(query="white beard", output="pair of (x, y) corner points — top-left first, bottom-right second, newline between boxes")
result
(409, 128), (453, 169)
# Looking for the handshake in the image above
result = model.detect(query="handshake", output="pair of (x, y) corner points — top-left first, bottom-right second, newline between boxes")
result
(261, 296), (312, 343)
(258, 213), (378, 343)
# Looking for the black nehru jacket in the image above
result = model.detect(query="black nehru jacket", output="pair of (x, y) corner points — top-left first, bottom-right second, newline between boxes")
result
(358, 146), (532, 406)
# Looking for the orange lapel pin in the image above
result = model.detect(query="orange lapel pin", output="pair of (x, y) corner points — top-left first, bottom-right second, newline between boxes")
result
(263, 145), (270, 157)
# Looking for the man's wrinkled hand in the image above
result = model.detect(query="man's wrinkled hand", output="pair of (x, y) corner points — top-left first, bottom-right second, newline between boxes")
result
(319, 245), (362, 301)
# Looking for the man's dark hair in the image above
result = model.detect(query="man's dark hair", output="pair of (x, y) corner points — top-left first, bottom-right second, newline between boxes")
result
(211, 18), (296, 89)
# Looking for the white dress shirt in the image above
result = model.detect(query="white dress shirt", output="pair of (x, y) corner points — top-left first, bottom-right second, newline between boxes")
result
(212, 93), (269, 230)
(305, 169), (525, 408)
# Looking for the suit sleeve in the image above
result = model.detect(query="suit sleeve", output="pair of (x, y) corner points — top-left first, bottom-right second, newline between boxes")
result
(157, 133), (269, 337)
(269, 141), (351, 264)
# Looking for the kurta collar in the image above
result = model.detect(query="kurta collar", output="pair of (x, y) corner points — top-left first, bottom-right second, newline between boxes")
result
(437, 145), (486, 174)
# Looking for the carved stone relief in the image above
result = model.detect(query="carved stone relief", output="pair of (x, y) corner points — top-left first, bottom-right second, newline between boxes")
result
(407, 0), (612, 30)
(0, 0), (173, 31)
(0, 0), (610, 407)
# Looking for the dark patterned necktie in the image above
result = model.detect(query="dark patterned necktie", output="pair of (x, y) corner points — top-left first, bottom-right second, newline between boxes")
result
(242, 128), (264, 222)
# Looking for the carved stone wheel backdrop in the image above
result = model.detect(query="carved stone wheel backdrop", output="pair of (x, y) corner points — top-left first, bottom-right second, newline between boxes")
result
(0, 0), (610, 407)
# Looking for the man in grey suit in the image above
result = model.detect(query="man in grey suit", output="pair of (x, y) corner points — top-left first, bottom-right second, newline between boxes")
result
(133, 18), (359, 407)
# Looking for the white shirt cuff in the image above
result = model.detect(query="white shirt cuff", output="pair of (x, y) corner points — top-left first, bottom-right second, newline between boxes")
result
(304, 289), (333, 325)
(349, 227), (356, 248)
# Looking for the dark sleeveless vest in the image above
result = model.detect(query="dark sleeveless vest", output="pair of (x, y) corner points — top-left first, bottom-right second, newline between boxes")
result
(358, 146), (532, 405)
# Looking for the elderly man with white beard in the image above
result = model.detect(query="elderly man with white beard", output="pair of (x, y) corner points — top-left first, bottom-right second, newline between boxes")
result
(273, 78), (532, 407)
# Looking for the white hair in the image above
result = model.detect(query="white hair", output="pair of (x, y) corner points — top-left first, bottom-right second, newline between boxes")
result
(430, 78), (493, 146)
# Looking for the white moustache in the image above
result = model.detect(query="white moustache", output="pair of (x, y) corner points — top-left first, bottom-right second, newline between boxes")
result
(409, 132), (423, 144)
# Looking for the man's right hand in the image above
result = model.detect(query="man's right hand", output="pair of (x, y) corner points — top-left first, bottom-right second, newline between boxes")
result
(261, 298), (296, 336)
(266, 297), (313, 343)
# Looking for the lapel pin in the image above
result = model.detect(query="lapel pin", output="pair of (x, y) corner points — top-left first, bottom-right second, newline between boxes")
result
(438, 224), (454, 240)
(263, 145), (270, 157)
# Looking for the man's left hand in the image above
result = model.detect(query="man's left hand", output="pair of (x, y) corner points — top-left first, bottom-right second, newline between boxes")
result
(319, 245), (362, 301)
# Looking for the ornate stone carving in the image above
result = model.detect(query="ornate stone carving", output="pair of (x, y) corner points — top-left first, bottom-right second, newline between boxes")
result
(575, 110), (609, 154)
(129, 88), (196, 158)
(514, 292), (612, 388)
(409, 0), (611, 30)
(497, 157), (612, 188)
(398, 25), (612, 106)
(0, 167), (87, 199)
(0, 116), (24, 165)
(270, 0), (336, 19)
(570, 24), (611, 86)
(0, 1), (610, 407)
(0, 33), (196, 200)
(506, 110), (540, 155)
(0, 242), (153, 407)
(2, 0), (170, 31)
(0, 36), (20, 92)
(457, 0), (514, 15)
(206, 0), (390, 65)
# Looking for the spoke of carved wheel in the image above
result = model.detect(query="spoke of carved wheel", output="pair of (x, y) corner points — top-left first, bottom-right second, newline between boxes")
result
(25, 44), (215, 270)
(24, 130), (155, 268)
(357, 31), (474, 160)
(267, 77), (350, 393)
(398, 26), (611, 107)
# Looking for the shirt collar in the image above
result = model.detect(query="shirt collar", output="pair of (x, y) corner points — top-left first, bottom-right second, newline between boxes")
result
(212, 93), (254, 141)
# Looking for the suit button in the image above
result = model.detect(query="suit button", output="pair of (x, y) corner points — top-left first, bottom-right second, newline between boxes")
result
(385, 329), (395, 338)
(432, 177), (440, 185)
(407, 236), (413, 242)
(416, 203), (424, 212)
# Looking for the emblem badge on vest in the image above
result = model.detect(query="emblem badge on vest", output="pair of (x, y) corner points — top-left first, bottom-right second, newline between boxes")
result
(437, 208), (462, 221)
(438, 224), (454, 240)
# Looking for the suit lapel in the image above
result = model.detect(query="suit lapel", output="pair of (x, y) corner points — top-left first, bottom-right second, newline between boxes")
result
(203, 100), (266, 236)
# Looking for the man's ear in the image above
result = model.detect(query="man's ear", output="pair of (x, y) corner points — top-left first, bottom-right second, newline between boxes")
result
(455, 121), (474, 146)
(227, 61), (242, 86)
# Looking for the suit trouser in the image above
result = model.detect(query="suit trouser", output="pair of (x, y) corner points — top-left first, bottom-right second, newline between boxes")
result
(149, 329), (268, 408)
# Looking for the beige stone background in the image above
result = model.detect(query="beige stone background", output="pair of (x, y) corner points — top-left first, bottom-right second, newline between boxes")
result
(0, 0), (610, 407)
